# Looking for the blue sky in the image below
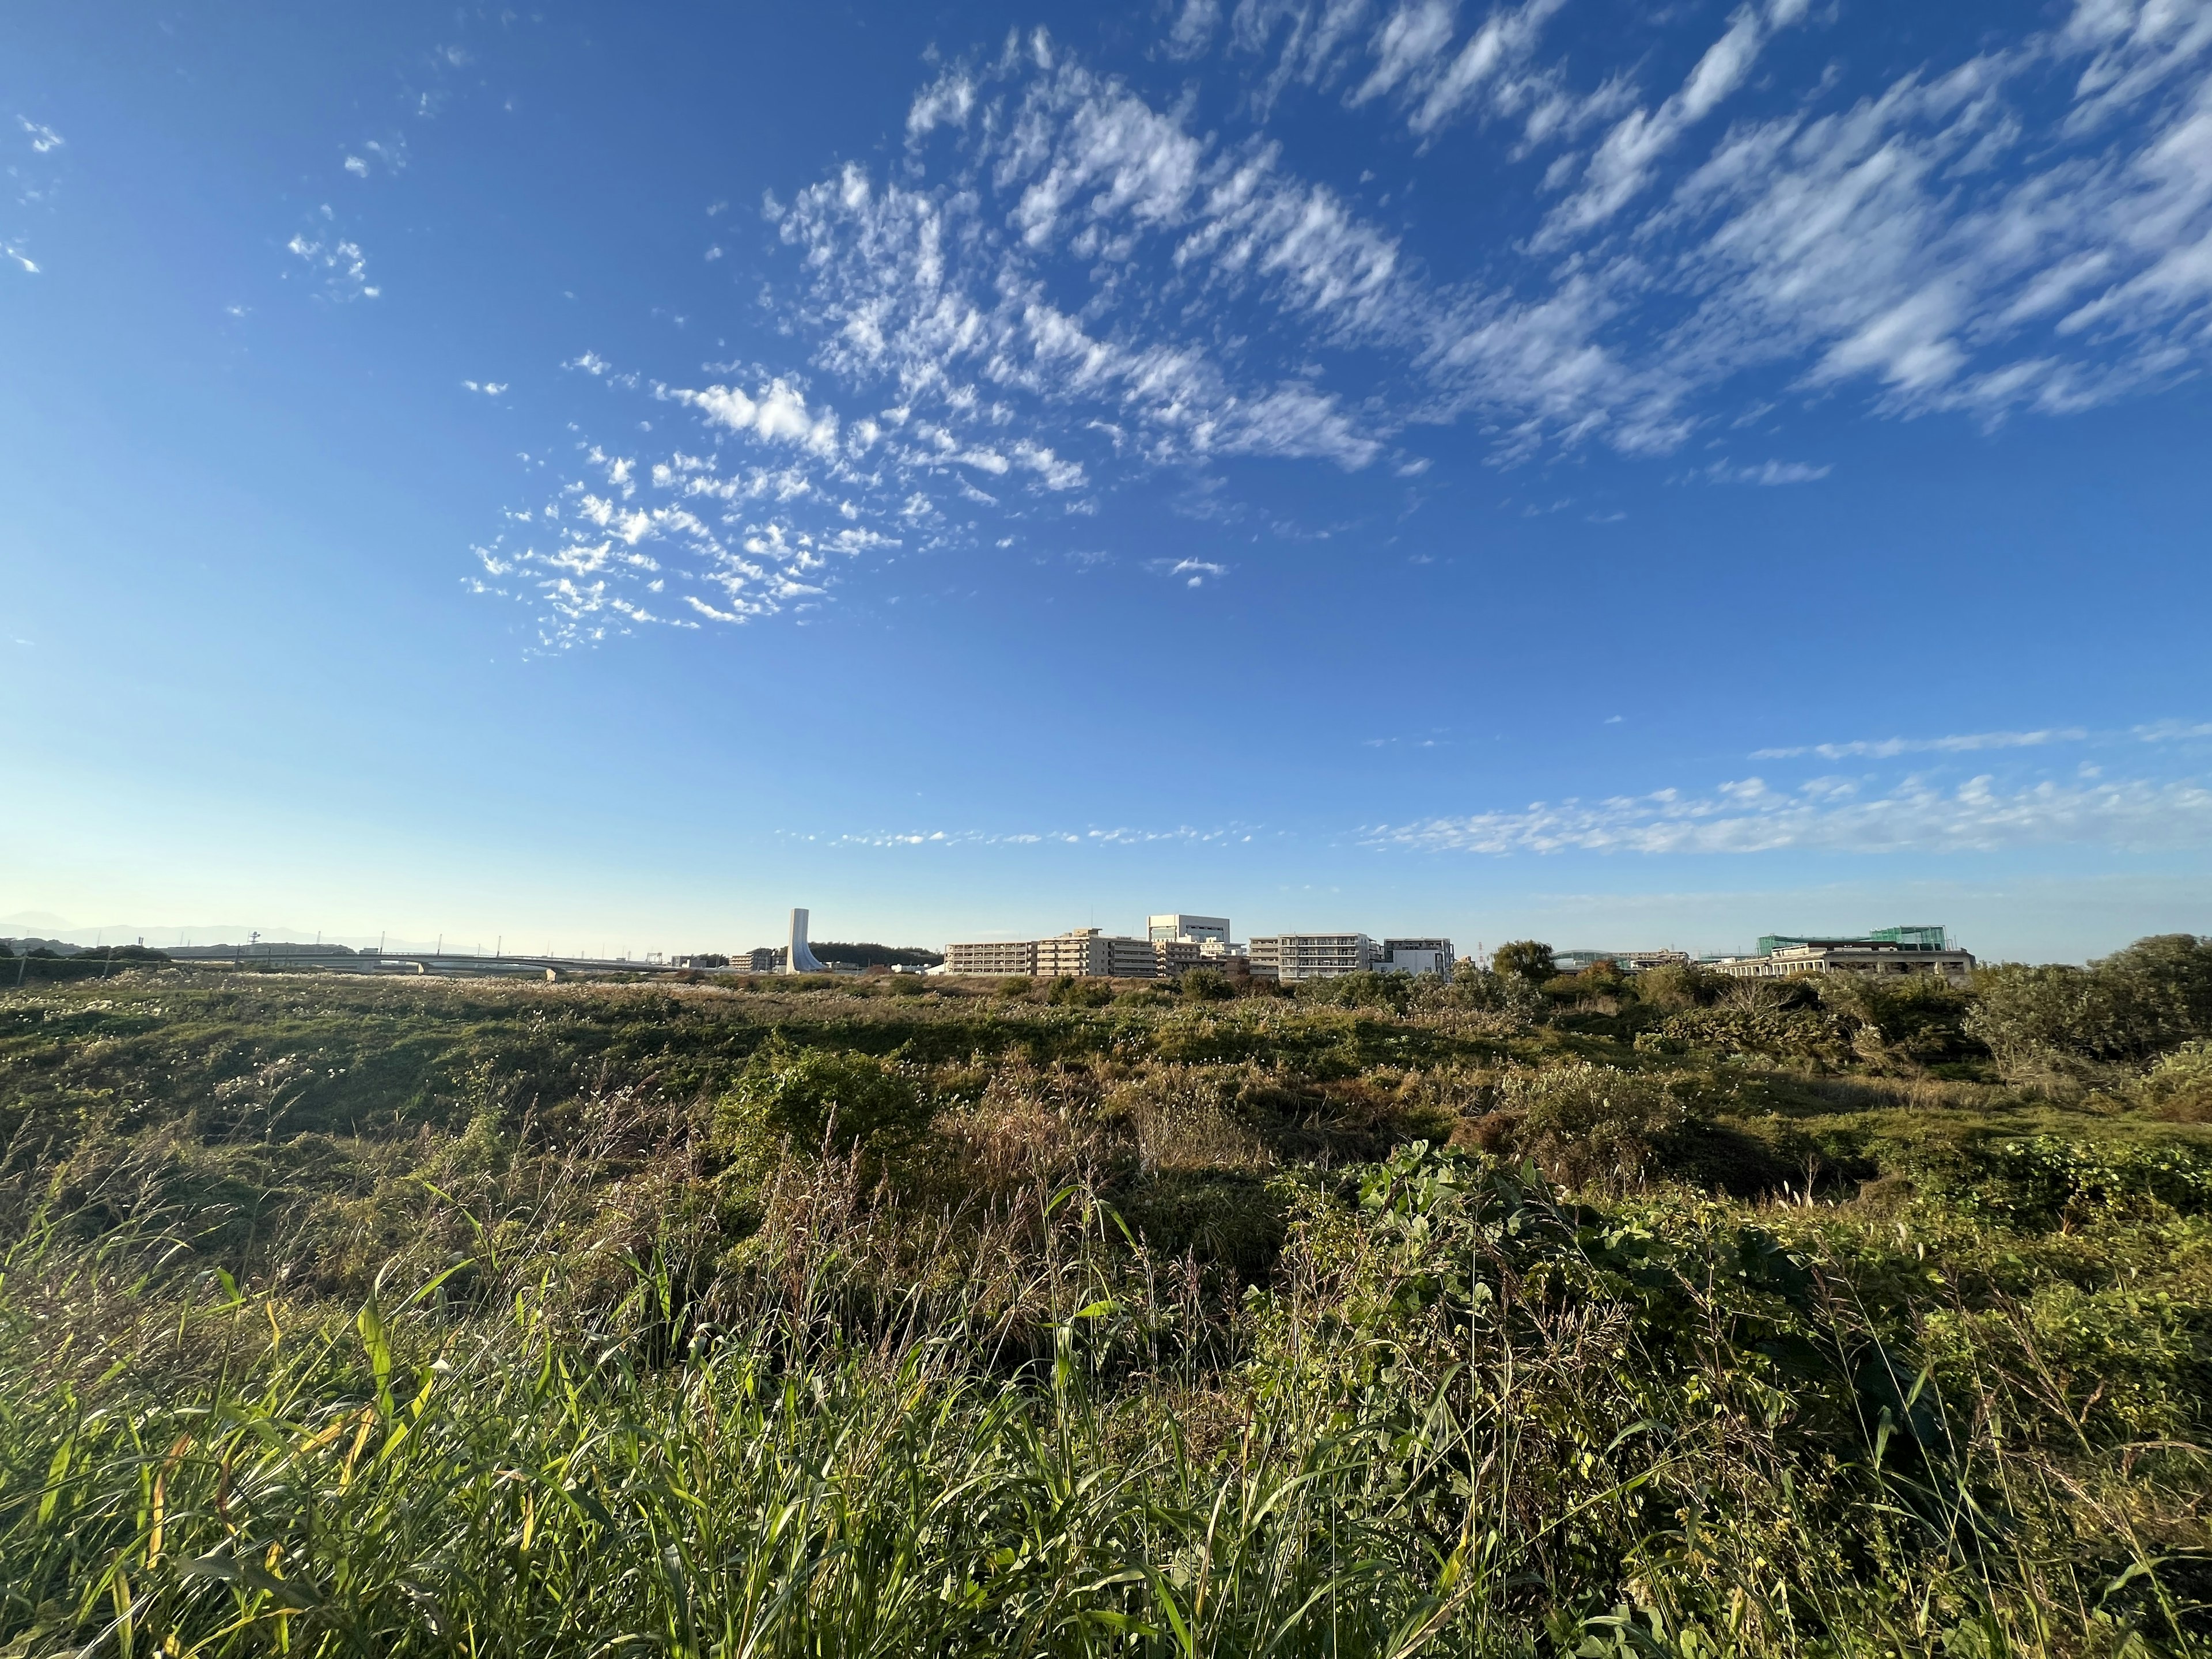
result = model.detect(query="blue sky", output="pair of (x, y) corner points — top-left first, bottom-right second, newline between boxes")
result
(4, 0), (2210, 963)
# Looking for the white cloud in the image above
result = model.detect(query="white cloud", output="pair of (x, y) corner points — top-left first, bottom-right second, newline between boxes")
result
(667, 379), (842, 456)
(1536, 3), (1805, 251)
(285, 218), (380, 300)
(18, 117), (63, 153)
(1701, 458), (1833, 484)
(482, 6), (2212, 642)
(824, 820), (1262, 849)
(1369, 770), (2212, 855)
(462, 380), (509, 396)
(1152, 556), (1231, 586)
(1752, 728), (2089, 761)
(2136, 719), (2212, 743)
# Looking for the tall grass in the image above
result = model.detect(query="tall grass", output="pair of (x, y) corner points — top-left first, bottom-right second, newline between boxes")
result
(5, 1134), (2203, 1657)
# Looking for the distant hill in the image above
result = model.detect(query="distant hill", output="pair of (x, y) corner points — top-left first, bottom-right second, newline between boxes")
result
(808, 942), (944, 969)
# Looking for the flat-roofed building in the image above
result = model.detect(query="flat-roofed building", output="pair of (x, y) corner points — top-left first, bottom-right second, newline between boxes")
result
(1378, 938), (1455, 976)
(1035, 927), (1157, 979)
(1555, 948), (1691, 974)
(1154, 938), (1252, 978)
(1149, 914), (1230, 945)
(945, 939), (1039, 976)
(1250, 933), (1373, 981)
(1709, 933), (1975, 987)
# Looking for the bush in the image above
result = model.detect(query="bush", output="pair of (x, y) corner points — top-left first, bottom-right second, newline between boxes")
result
(1968, 934), (2212, 1074)
(1471, 1063), (1688, 1186)
(997, 976), (1035, 998)
(1490, 940), (1555, 984)
(1296, 971), (1411, 1012)
(715, 1039), (926, 1158)
(1813, 973), (1982, 1067)
(1968, 963), (2152, 1071)
(1179, 967), (1235, 1002)
(2139, 1040), (2212, 1121)
(1046, 976), (1113, 1007)
(1449, 965), (1546, 1021)
(1649, 1002), (1851, 1067)
(1635, 961), (1726, 1011)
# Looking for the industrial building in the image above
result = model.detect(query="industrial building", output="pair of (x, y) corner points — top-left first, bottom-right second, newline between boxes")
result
(1707, 926), (1975, 987)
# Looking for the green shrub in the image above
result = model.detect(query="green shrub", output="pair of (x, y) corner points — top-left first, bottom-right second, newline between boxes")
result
(1296, 970), (1411, 1012)
(1968, 934), (2212, 1073)
(2139, 1040), (2212, 1120)
(1634, 961), (1726, 1010)
(1942, 1134), (2212, 1226)
(1045, 975), (1113, 1007)
(715, 1038), (925, 1157)
(1650, 1002), (1851, 1066)
(997, 976), (1034, 997)
(1814, 974), (1983, 1067)
(1490, 940), (1555, 984)
(1179, 967), (1235, 1002)
(1479, 1062), (1688, 1185)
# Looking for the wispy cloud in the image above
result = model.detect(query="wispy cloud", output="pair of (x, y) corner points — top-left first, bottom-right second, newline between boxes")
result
(285, 207), (378, 300)
(1152, 557), (1230, 586)
(1700, 458), (1832, 485)
(1369, 770), (2212, 856)
(18, 116), (63, 154)
(815, 823), (1264, 849)
(482, 3), (2212, 642)
(2137, 719), (2212, 743)
(1752, 728), (2088, 761)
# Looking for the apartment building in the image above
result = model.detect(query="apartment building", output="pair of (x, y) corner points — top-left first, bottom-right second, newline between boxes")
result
(1249, 933), (1373, 981)
(1034, 927), (1158, 979)
(944, 939), (1039, 976)
(947, 928), (1158, 978)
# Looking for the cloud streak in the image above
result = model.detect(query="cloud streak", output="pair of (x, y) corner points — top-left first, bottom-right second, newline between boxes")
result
(1369, 771), (2212, 856)
(1753, 728), (2089, 761)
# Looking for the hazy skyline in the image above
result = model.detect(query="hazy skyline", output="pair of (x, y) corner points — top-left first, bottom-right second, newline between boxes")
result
(5, 0), (2210, 964)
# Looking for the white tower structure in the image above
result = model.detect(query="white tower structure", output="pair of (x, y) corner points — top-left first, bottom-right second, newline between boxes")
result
(785, 908), (828, 974)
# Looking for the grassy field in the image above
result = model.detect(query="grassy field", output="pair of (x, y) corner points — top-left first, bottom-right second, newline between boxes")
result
(2, 961), (2209, 1656)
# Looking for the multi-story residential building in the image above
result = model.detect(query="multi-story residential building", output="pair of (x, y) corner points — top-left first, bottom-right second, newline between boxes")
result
(1377, 938), (1455, 976)
(1249, 933), (1373, 981)
(945, 939), (1039, 976)
(948, 929), (1158, 978)
(1154, 938), (1252, 977)
(1034, 927), (1158, 979)
(1707, 929), (1975, 987)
